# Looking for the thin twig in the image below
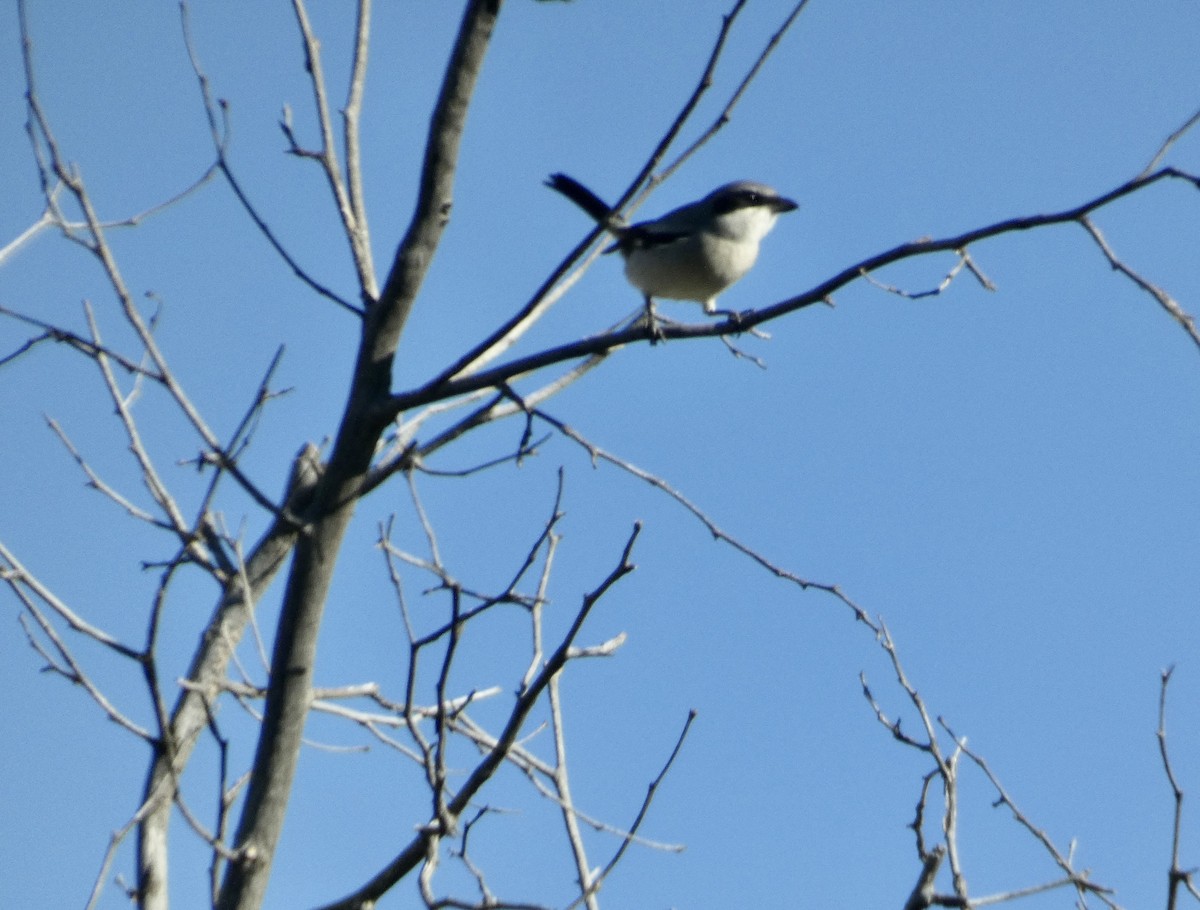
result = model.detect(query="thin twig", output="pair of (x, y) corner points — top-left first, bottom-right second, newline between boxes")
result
(533, 406), (877, 626)
(0, 306), (161, 379)
(80, 303), (216, 567)
(940, 718), (1120, 908)
(288, 0), (378, 297)
(657, 0), (811, 183)
(1158, 666), (1190, 910)
(859, 248), (995, 300)
(342, 0), (376, 293)
(1080, 215), (1200, 352)
(548, 641), (599, 910)
(1140, 106), (1200, 178)
(566, 710), (696, 910)
(179, 0), (363, 316)
(318, 522), (642, 910)
(13, 603), (151, 740)
(1, 158), (217, 266)
(0, 540), (141, 660)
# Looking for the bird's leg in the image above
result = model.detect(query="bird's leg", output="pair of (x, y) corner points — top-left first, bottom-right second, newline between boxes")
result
(705, 299), (747, 330)
(642, 294), (665, 345)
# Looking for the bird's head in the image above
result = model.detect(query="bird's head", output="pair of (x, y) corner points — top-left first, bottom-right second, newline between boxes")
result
(704, 181), (798, 243)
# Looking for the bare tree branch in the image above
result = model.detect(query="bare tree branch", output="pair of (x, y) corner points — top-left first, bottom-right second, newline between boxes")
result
(902, 846), (944, 910)
(179, 0), (364, 317)
(940, 719), (1119, 909)
(382, 164), (1200, 425)
(1140, 106), (1200, 178)
(548, 640), (600, 910)
(137, 443), (324, 910)
(7, 5), (1198, 910)
(11, 601), (151, 740)
(531, 405), (877, 627)
(216, 5), (504, 908)
(0, 155), (218, 268)
(342, 0), (373, 274)
(373, 0), (501, 325)
(1158, 666), (1192, 910)
(427, 0), (752, 388)
(1080, 216), (1200, 351)
(859, 248), (995, 300)
(566, 710), (696, 910)
(317, 522), (641, 910)
(656, 0), (811, 184)
(20, 16), (288, 538)
(285, 0), (378, 297)
(0, 303), (162, 376)
(0, 540), (141, 661)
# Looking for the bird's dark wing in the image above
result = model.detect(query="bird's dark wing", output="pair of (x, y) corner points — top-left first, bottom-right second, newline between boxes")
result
(607, 224), (688, 255)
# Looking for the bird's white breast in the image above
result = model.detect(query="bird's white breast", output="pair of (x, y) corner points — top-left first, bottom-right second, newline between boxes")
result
(623, 221), (769, 306)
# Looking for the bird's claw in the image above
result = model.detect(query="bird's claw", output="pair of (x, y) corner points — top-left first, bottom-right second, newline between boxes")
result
(640, 299), (667, 345)
(711, 308), (748, 330)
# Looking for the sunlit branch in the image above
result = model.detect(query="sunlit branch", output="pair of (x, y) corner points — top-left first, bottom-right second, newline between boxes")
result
(0, 156), (217, 267)
(317, 522), (641, 910)
(137, 441), (324, 910)
(80, 303), (216, 567)
(373, 0), (501, 341)
(567, 710), (696, 910)
(365, 344), (614, 496)
(1157, 667), (1191, 910)
(657, 0), (811, 185)
(531, 405), (877, 627)
(13, 603), (151, 740)
(1141, 105), (1200, 178)
(84, 793), (165, 910)
(343, 0), (373, 260)
(940, 719), (1119, 908)
(548, 641), (598, 910)
(859, 248), (995, 300)
(286, 0), (378, 297)
(0, 306), (163, 379)
(0, 540), (141, 660)
(1080, 216), (1200, 351)
(179, 0), (364, 317)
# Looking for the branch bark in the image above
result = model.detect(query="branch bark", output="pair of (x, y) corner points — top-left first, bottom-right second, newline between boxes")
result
(215, 4), (503, 908)
(137, 445), (323, 910)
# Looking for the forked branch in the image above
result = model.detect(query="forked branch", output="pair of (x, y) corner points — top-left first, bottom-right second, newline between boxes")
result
(317, 522), (641, 910)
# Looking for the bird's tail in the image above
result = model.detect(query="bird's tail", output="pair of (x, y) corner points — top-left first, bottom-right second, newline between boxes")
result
(545, 173), (615, 225)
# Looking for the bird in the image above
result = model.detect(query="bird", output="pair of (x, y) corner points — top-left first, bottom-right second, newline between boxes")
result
(546, 172), (797, 339)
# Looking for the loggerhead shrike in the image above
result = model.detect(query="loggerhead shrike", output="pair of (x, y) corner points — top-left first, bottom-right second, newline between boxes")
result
(546, 172), (797, 337)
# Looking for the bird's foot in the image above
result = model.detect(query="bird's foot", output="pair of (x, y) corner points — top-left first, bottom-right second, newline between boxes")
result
(640, 299), (668, 345)
(710, 307), (749, 330)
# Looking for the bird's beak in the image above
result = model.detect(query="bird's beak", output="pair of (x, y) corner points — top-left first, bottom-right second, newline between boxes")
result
(771, 196), (799, 214)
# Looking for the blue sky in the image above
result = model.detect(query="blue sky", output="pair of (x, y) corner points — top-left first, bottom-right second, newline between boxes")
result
(2, 2), (1200, 909)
